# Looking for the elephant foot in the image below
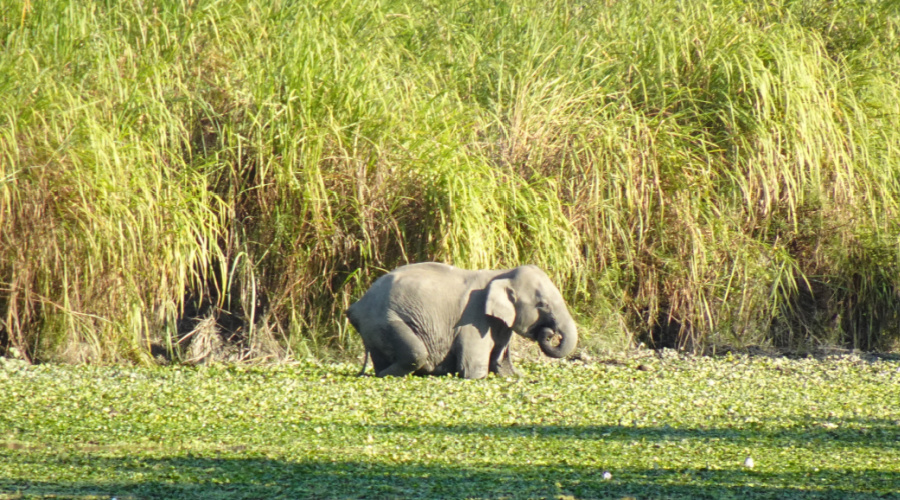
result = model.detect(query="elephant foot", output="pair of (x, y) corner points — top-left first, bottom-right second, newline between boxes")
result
(492, 364), (521, 378)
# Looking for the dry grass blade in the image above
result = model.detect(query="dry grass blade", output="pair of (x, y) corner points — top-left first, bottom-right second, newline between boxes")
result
(1, 0), (899, 362)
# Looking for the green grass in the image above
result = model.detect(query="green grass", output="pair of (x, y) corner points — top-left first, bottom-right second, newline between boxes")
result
(2, 355), (898, 499)
(2, 0), (900, 361)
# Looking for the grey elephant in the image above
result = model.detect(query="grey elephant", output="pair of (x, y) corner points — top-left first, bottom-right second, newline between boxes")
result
(346, 262), (577, 379)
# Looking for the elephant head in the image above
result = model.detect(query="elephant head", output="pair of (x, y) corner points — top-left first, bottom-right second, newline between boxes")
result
(485, 265), (578, 358)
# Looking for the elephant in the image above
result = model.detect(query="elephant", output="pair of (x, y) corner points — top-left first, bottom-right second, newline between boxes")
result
(345, 262), (578, 379)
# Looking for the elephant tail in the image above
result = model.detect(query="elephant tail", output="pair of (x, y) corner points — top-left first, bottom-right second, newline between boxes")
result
(357, 350), (369, 376)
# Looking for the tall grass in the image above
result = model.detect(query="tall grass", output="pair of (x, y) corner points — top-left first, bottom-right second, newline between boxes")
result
(1, 0), (899, 363)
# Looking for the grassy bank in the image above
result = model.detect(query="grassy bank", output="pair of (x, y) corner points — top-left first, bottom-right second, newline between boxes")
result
(2, 0), (900, 362)
(1, 355), (899, 498)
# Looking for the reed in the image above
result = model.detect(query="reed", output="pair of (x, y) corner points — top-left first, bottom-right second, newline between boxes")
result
(1, 0), (898, 363)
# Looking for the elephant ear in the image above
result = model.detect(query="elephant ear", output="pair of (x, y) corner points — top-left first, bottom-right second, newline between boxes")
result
(486, 278), (516, 327)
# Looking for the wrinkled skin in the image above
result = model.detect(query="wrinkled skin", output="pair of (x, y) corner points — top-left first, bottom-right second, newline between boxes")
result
(346, 263), (578, 379)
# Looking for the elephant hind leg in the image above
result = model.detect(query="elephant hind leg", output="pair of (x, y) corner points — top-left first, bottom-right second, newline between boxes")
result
(368, 348), (390, 374)
(357, 350), (369, 376)
(375, 319), (431, 377)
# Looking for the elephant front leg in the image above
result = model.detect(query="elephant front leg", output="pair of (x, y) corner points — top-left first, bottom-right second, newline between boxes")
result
(489, 326), (519, 377)
(454, 326), (492, 379)
(490, 346), (520, 378)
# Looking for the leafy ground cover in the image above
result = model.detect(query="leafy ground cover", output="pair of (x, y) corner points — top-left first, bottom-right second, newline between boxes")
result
(1, 354), (898, 499)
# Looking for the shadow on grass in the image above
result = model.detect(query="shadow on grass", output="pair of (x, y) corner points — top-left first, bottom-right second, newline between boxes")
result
(2, 455), (899, 500)
(3, 446), (899, 499)
(2, 420), (898, 499)
(369, 417), (900, 448)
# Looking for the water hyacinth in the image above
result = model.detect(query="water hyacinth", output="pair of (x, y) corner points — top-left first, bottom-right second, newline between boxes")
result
(1, 356), (898, 498)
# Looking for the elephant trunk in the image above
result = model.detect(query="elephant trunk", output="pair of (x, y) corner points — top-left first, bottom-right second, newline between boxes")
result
(537, 319), (577, 358)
